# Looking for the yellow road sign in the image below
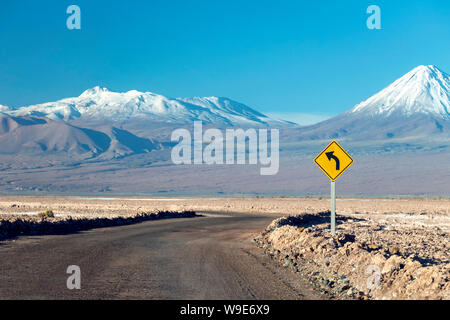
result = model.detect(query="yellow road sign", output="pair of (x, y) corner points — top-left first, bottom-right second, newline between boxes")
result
(314, 140), (354, 181)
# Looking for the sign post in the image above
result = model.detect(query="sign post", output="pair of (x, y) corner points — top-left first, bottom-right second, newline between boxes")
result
(314, 140), (354, 235)
(330, 180), (336, 235)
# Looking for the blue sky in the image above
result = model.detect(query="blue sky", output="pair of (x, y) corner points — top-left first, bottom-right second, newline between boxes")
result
(0, 0), (449, 124)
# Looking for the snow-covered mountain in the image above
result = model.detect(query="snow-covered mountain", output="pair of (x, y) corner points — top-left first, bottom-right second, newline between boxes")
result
(350, 65), (449, 118)
(2, 87), (287, 126)
(2, 64), (448, 145)
(285, 65), (450, 141)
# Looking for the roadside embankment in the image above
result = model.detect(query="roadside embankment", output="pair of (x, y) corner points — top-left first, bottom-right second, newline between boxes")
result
(254, 212), (449, 300)
(0, 210), (198, 241)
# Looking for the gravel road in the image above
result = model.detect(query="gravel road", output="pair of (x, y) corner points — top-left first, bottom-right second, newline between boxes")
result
(0, 212), (321, 299)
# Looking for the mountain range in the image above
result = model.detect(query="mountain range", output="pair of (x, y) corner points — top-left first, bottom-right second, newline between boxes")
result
(0, 65), (449, 195)
(0, 86), (292, 158)
(1, 65), (449, 158)
(1, 64), (448, 139)
(0, 86), (288, 126)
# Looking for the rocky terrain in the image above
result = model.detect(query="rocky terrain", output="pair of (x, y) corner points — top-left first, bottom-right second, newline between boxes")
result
(255, 211), (449, 300)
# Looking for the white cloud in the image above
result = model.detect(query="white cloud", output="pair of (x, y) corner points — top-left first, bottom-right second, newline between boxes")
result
(265, 112), (334, 125)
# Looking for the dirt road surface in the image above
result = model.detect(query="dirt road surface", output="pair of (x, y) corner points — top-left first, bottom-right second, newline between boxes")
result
(0, 212), (321, 300)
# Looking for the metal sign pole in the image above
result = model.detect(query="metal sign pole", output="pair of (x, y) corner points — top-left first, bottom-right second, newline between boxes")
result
(330, 180), (336, 235)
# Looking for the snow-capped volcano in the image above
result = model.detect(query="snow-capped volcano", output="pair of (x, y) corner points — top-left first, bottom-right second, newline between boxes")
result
(350, 65), (450, 119)
(3, 87), (286, 126)
(286, 65), (450, 141)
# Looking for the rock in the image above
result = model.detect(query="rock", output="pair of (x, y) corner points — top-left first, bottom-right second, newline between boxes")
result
(321, 279), (330, 287)
(368, 244), (381, 251)
(340, 279), (350, 286)
(339, 285), (350, 292)
(336, 233), (356, 245)
(389, 246), (400, 255)
(404, 258), (421, 270)
(382, 255), (404, 274)
(372, 253), (387, 266)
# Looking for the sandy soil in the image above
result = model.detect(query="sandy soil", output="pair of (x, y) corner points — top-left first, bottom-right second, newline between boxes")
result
(0, 196), (448, 219)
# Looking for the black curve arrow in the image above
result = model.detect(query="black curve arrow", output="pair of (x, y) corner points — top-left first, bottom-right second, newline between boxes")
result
(326, 151), (340, 170)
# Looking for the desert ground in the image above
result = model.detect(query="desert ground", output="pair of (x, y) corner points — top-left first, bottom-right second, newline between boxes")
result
(0, 196), (448, 300)
(0, 195), (448, 218)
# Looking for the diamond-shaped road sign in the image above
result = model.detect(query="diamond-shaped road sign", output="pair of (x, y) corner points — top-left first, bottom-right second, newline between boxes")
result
(314, 140), (354, 181)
